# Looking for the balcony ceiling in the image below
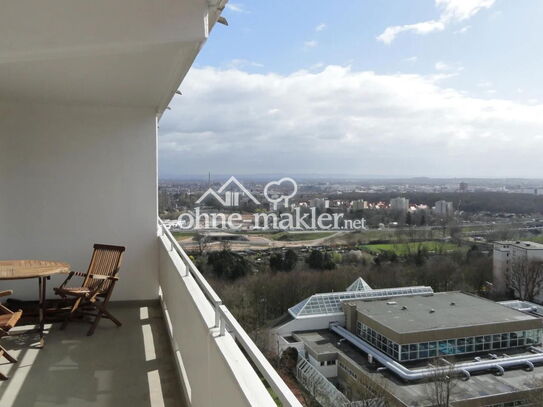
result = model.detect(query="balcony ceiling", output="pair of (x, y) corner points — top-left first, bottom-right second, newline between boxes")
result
(0, 0), (221, 113)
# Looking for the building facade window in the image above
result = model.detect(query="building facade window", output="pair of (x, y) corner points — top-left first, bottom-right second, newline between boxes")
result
(484, 400), (529, 407)
(356, 321), (542, 362)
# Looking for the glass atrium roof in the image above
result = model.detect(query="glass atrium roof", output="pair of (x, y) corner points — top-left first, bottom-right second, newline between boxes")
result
(288, 286), (434, 318)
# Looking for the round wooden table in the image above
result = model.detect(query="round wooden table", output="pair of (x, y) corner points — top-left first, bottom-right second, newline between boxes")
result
(0, 260), (70, 346)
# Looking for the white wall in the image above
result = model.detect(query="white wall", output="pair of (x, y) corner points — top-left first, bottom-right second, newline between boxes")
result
(158, 236), (277, 407)
(0, 101), (159, 300)
(307, 354), (338, 379)
(493, 244), (510, 294)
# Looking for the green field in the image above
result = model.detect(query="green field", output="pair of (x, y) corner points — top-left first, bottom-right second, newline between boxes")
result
(361, 241), (460, 255)
(528, 235), (543, 244)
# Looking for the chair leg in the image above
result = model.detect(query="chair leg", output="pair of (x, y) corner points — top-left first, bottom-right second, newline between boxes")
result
(0, 372), (7, 381)
(87, 310), (103, 336)
(102, 308), (122, 327)
(61, 297), (82, 330)
(0, 345), (17, 364)
(87, 303), (121, 336)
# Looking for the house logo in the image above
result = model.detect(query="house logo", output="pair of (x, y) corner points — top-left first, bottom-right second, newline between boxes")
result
(196, 176), (260, 207)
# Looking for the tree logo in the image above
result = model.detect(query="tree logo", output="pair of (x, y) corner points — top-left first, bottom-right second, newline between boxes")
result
(264, 177), (298, 210)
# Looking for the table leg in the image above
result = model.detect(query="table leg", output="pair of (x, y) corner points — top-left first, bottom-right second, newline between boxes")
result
(38, 277), (46, 348)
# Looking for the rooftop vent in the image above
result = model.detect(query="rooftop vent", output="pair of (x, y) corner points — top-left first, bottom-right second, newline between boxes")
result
(387, 301), (397, 305)
(429, 309), (435, 313)
(450, 302), (456, 306)
(401, 306), (408, 310)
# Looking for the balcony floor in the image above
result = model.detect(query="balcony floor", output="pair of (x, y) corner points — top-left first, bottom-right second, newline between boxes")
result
(0, 301), (185, 407)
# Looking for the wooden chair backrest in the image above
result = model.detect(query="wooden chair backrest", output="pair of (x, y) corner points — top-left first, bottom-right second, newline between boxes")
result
(83, 244), (125, 295)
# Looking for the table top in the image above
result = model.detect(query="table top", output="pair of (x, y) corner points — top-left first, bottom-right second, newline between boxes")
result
(0, 260), (70, 280)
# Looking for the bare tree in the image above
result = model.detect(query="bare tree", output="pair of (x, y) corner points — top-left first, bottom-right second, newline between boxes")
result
(506, 259), (543, 301)
(221, 239), (232, 252)
(194, 233), (209, 255)
(425, 360), (459, 407)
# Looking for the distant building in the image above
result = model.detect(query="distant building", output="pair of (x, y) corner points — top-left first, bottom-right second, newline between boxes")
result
(351, 199), (367, 211)
(519, 187), (543, 195)
(459, 182), (469, 192)
(309, 198), (329, 210)
(493, 241), (543, 299)
(389, 197), (409, 212)
(433, 200), (454, 217)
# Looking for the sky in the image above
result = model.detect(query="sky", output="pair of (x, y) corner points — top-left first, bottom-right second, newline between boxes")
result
(159, 0), (543, 179)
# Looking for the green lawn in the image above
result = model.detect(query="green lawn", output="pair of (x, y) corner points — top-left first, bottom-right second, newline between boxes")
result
(528, 235), (543, 244)
(361, 241), (460, 255)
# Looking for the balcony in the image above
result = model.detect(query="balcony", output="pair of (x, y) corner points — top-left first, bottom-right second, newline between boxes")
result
(0, 302), (183, 407)
(0, 2), (301, 406)
(0, 225), (301, 407)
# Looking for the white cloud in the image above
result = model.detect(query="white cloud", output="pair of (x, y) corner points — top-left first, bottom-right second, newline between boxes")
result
(377, 0), (495, 44)
(404, 56), (418, 63)
(315, 23), (327, 32)
(227, 59), (264, 69)
(435, 61), (464, 74)
(435, 61), (451, 71)
(454, 25), (471, 34)
(304, 40), (318, 48)
(225, 3), (247, 13)
(477, 80), (493, 88)
(437, 0), (495, 21)
(159, 65), (543, 177)
(377, 20), (445, 44)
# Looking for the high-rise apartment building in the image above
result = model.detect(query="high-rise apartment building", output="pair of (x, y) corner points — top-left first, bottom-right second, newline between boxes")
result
(390, 197), (409, 212)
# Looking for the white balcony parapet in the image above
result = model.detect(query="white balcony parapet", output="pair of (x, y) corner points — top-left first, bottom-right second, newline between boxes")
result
(158, 219), (302, 407)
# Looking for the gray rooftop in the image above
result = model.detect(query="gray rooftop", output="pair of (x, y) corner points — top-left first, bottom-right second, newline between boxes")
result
(353, 292), (540, 335)
(495, 240), (543, 249)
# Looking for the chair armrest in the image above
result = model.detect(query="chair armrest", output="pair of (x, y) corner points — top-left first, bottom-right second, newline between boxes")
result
(56, 271), (85, 291)
(89, 274), (119, 281)
(0, 290), (13, 298)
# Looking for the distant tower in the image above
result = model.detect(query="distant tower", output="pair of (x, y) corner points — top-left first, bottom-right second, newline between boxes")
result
(208, 172), (211, 187)
(459, 182), (468, 192)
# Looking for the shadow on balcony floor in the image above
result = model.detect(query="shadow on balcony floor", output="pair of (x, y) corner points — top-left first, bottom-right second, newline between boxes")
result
(0, 301), (185, 407)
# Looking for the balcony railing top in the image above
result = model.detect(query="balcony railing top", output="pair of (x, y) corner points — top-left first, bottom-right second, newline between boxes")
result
(158, 219), (302, 407)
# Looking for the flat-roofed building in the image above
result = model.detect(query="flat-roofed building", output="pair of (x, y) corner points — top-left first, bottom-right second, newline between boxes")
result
(390, 197), (409, 212)
(295, 329), (543, 407)
(343, 292), (542, 362)
(493, 241), (543, 299)
(433, 200), (454, 217)
(286, 291), (543, 406)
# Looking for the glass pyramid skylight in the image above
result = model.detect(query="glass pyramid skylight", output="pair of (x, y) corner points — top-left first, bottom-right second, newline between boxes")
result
(346, 277), (372, 292)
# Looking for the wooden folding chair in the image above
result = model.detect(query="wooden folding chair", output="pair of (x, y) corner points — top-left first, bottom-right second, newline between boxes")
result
(0, 290), (22, 380)
(54, 244), (125, 336)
